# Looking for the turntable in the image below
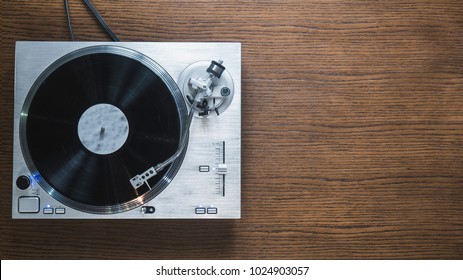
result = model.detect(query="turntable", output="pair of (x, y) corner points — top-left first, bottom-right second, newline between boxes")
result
(12, 42), (241, 218)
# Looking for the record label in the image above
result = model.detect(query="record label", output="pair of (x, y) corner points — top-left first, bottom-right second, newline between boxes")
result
(77, 103), (129, 155)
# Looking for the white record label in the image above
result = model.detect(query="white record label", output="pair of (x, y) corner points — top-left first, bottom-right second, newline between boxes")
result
(77, 103), (129, 155)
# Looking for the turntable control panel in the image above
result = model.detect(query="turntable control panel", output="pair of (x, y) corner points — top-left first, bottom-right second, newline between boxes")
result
(12, 42), (241, 219)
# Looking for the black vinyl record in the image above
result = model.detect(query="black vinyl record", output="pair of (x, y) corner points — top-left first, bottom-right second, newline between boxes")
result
(21, 46), (187, 213)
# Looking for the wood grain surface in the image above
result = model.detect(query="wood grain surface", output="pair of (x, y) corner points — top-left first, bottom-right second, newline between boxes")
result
(1, 0), (463, 259)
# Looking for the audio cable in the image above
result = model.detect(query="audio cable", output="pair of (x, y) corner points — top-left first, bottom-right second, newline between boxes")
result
(64, 0), (120, 41)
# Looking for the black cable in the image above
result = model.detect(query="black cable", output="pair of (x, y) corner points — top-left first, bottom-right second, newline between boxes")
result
(83, 0), (120, 42)
(64, 0), (75, 41)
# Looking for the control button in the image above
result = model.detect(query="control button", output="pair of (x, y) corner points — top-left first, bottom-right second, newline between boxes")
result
(140, 206), (155, 214)
(43, 208), (54, 214)
(55, 208), (66, 214)
(18, 196), (40, 213)
(195, 207), (206, 214)
(16, 175), (31, 190)
(199, 165), (210, 172)
(207, 207), (218, 214)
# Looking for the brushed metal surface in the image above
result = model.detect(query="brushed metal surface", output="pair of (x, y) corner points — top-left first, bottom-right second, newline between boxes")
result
(12, 42), (241, 219)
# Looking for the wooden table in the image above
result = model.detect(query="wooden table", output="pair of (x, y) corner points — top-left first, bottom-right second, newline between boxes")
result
(1, 0), (462, 259)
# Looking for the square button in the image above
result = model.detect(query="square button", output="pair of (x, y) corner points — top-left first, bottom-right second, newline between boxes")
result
(207, 207), (218, 214)
(195, 207), (206, 214)
(43, 208), (54, 214)
(199, 165), (210, 172)
(55, 208), (66, 214)
(18, 196), (40, 213)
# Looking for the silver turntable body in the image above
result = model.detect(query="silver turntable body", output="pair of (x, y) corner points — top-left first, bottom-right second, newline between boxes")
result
(12, 42), (241, 219)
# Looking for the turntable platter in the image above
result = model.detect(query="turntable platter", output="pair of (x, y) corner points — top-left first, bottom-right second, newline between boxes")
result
(20, 46), (187, 214)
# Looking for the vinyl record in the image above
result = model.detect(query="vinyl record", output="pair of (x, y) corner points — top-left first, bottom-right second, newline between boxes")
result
(20, 46), (187, 214)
